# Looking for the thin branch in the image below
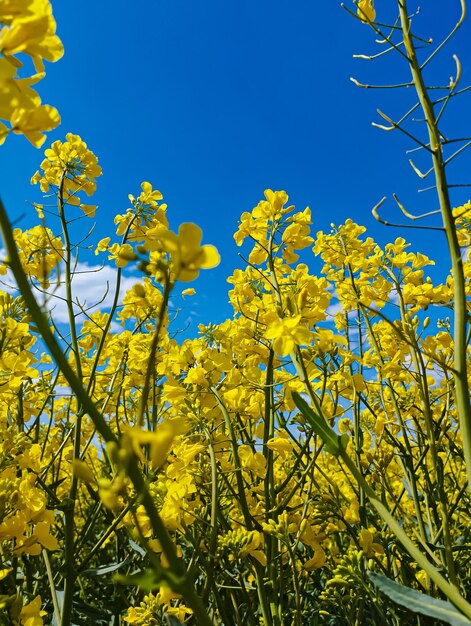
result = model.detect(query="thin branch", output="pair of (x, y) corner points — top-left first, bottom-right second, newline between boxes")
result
(372, 196), (445, 230)
(373, 109), (433, 151)
(350, 77), (413, 89)
(341, 3), (410, 61)
(353, 44), (402, 60)
(420, 0), (466, 69)
(436, 55), (463, 125)
(444, 140), (471, 166)
(392, 194), (441, 220)
(409, 159), (434, 179)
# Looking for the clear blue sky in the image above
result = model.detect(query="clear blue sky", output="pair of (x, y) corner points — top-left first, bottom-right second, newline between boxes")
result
(2, 1), (471, 328)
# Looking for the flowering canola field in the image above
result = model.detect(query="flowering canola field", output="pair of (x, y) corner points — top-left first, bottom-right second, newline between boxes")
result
(1, 2), (471, 625)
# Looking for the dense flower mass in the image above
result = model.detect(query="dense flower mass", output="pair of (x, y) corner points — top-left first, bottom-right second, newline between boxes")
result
(2, 2), (471, 625)
(2, 133), (471, 623)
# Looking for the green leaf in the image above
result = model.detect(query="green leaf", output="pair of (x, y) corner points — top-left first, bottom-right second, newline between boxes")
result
(370, 573), (471, 625)
(129, 538), (146, 557)
(79, 554), (133, 577)
(292, 391), (349, 456)
(113, 569), (162, 591)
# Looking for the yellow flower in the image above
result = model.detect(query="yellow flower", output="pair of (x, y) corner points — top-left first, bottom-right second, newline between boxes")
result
(220, 528), (267, 566)
(72, 459), (95, 483)
(0, 567), (12, 581)
(304, 547), (326, 571)
(13, 225), (63, 287)
(266, 433), (293, 455)
(19, 476), (45, 514)
(159, 223), (220, 282)
(265, 315), (312, 356)
(0, 511), (27, 541)
(357, 0), (375, 22)
(453, 201), (471, 247)
(122, 418), (188, 469)
(137, 180), (163, 204)
(0, 4), (63, 68)
(97, 478), (124, 511)
(31, 134), (101, 200)
(33, 520), (58, 551)
(238, 444), (266, 478)
(19, 595), (46, 626)
(125, 593), (161, 625)
(80, 203), (97, 217)
(0, 120), (8, 144)
(238, 530), (266, 566)
(0, 58), (41, 118)
(11, 104), (60, 147)
(107, 243), (137, 268)
(95, 237), (111, 254)
(359, 529), (384, 557)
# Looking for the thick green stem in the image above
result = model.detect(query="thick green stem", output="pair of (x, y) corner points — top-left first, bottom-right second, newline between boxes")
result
(263, 348), (282, 626)
(398, 0), (471, 489)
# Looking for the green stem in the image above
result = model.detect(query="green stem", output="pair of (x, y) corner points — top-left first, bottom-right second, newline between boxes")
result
(57, 175), (84, 626)
(359, 298), (429, 546)
(262, 348), (281, 626)
(398, 0), (471, 490)
(43, 549), (61, 625)
(138, 277), (172, 426)
(340, 450), (471, 619)
(0, 198), (214, 626)
(211, 388), (273, 625)
(395, 281), (457, 585)
(202, 432), (219, 603)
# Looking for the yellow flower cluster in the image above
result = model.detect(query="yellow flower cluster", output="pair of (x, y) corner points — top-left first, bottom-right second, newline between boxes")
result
(31, 133), (102, 216)
(125, 589), (193, 625)
(0, 430), (57, 560)
(218, 527), (267, 566)
(96, 180), (219, 282)
(453, 200), (471, 247)
(0, 0), (63, 146)
(1, 224), (63, 287)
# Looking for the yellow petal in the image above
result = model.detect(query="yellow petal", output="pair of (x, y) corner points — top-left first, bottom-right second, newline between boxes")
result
(80, 204), (97, 217)
(357, 0), (376, 22)
(304, 547), (326, 570)
(0, 568), (12, 581)
(72, 459), (96, 483)
(200, 244), (220, 269)
(266, 437), (293, 453)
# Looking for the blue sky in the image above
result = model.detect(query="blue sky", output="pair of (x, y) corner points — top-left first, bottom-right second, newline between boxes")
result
(2, 1), (471, 330)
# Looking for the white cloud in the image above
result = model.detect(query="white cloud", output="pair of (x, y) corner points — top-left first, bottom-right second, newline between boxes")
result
(42, 261), (138, 325)
(0, 255), (139, 331)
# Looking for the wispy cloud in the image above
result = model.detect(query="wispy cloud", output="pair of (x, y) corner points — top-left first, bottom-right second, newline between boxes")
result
(0, 254), (139, 331)
(42, 261), (139, 325)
